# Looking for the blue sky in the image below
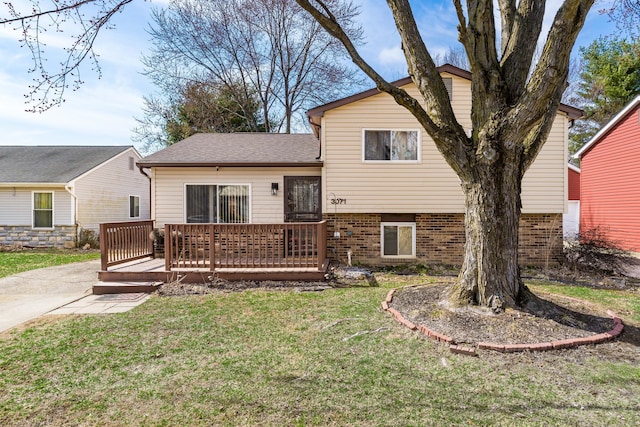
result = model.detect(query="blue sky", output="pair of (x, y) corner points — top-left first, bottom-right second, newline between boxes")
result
(0, 0), (620, 154)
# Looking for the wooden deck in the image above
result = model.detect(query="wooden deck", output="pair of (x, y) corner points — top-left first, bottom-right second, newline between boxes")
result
(98, 257), (329, 284)
(97, 221), (329, 293)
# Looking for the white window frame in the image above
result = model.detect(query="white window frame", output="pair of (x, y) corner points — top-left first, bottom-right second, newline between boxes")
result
(32, 191), (54, 230)
(183, 183), (252, 224)
(380, 222), (416, 258)
(129, 195), (141, 218)
(362, 129), (421, 163)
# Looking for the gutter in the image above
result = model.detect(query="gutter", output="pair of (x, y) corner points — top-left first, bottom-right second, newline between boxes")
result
(137, 164), (151, 180)
(0, 182), (65, 188)
(64, 183), (79, 245)
(135, 162), (323, 168)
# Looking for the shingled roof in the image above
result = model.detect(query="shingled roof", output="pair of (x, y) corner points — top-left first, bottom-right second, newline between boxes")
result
(138, 133), (322, 167)
(0, 146), (133, 184)
(306, 64), (584, 129)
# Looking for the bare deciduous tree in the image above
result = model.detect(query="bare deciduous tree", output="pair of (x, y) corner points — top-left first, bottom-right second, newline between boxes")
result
(296, 0), (595, 312)
(1, 0), (134, 112)
(141, 0), (364, 135)
(602, 0), (640, 38)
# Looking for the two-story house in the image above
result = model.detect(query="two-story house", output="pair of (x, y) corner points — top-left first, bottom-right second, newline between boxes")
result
(132, 64), (580, 272)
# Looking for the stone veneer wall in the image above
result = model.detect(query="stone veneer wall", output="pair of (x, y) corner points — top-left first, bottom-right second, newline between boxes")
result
(0, 226), (77, 249)
(323, 213), (563, 267)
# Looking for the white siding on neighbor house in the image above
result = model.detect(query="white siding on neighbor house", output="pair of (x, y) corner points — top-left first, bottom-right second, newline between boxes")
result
(321, 72), (569, 215)
(563, 200), (580, 238)
(71, 148), (150, 232)
(151, 167), (322, 228)
(0, 187), (73, 226)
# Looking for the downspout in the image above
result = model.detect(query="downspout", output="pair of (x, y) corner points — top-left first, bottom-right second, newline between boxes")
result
(137, 165), (151, 180)
(137, 165), (152, 224)
(64, 184), (78, 247)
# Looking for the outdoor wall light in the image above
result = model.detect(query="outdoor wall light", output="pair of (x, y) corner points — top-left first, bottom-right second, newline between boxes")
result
(271, 182), (279, 196)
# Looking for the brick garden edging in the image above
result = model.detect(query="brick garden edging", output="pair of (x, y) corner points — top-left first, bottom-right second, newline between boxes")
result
(382, 289), (624, 357)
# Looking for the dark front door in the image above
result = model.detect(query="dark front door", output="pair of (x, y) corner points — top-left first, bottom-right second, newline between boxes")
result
(284, 176), (321, 222)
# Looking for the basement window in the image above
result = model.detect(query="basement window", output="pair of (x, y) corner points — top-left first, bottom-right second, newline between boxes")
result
(381, 222), (416, 258)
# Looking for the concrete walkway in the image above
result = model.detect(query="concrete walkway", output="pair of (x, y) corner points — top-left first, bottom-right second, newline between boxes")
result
(0, 260), (148, 334)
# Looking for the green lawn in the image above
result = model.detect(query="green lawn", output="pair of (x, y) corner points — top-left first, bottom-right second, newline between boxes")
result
(0, 250), (100, 279)
(0, 275), (638, 426)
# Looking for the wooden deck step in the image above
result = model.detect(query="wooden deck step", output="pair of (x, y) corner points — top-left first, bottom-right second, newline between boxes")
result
(93, 281), (163, 295)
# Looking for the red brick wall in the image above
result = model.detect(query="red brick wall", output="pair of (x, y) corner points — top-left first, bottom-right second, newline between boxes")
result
(323, 213), (562, 267)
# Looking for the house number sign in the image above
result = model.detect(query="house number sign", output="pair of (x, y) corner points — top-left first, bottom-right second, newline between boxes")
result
(330, 197), (347, 205)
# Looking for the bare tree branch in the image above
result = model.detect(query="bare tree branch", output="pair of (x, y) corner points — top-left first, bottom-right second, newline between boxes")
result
(497, 0), (516, 54)
(516, 0), (595, 165)
(1, 0), (134, 111)
(499, 0), (545, 100)
(0, 0), (95, 24)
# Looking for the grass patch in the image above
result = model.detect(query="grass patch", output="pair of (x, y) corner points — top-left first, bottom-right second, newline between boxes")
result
(0, 278), (639, 426)
(0, 250), (100, 278)
(529, 281), (640, 324)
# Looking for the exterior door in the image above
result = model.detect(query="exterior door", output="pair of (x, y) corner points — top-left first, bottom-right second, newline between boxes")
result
(284, 176), (321, 222)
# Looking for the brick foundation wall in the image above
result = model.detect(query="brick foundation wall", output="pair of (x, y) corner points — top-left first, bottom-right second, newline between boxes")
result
(0, 226), (77, 249)
(518, 214), (564, 267)
(323, 213), (563, 267)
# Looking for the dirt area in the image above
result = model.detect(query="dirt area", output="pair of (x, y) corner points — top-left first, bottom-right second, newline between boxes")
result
(390, 282), (639, 362)
(157, 279), (332, 295)
(157, 265), (640, 363)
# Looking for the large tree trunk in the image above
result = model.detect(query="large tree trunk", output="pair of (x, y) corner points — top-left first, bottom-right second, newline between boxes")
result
(445, 144), (532, 313)
(295, 0), (594, 311)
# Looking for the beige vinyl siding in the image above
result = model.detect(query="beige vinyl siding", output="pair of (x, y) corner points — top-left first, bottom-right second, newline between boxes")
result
(521, 115), (568, 213)
(152, 166), (322, 227)
(321, 73), (568, 214)
(72, 148), (150, 231)
(0, 187), (72, 226)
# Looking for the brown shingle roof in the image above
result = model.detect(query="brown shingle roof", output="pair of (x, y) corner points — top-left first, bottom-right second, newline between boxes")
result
(138, 133), (322, 167)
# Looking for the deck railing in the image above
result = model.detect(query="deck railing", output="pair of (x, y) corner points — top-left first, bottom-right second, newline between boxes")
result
(164, 221), (327, 271)
(100, 220), (155, 270)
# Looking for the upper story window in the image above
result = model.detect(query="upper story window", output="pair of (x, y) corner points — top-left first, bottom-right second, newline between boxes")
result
(363, 130), (419, 162)
(443, 77), (452, 99)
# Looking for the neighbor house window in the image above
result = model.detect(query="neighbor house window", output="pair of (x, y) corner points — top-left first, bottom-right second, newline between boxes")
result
(129, 195), (140, 218)
(185, 184), (249, 223)
(381, 222), (416, 257)
(33, 192), (53, 229)
(363, 130), (419, 161)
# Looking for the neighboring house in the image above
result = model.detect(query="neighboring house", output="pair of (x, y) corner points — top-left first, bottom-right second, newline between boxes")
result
(563, 163), (581, 238)
(138, 64), (581, 267)
(0, 146), (150, 248)
(574, 95), (640, 252)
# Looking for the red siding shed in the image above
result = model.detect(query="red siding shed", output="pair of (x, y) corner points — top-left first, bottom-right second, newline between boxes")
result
(576, 96), (640, 251)
(568, 164), (580, 201)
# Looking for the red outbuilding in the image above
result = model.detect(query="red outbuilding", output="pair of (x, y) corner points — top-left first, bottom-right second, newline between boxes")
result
(575, 96), (640, 251)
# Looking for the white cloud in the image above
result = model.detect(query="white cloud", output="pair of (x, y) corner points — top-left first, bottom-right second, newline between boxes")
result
(377, 45), (405, 65)
(0, 0), (155, 149)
